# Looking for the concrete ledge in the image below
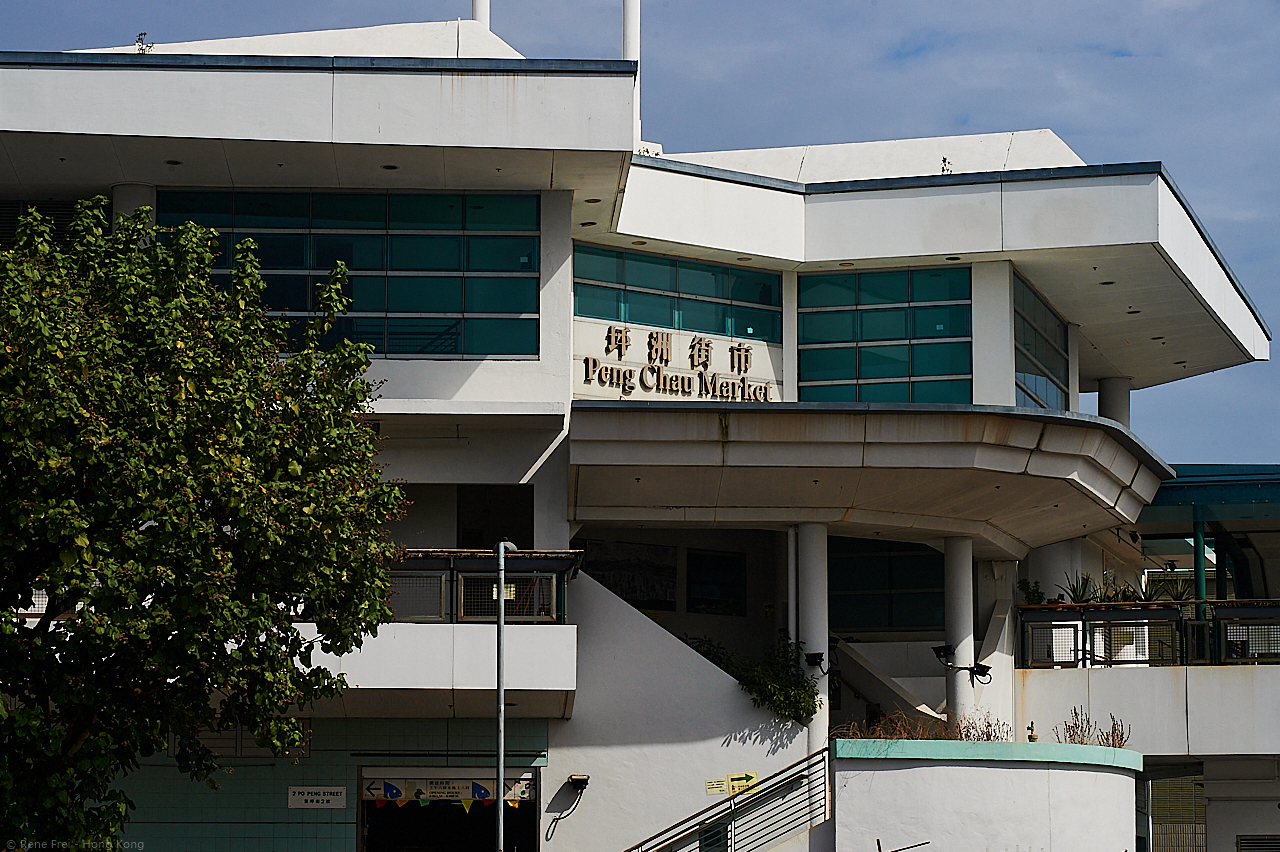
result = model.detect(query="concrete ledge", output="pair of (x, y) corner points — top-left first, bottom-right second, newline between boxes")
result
(833, 738), (1143, 772)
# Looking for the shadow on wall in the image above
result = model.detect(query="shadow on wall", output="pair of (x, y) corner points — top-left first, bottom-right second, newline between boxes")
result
(723, 717), (803, 757)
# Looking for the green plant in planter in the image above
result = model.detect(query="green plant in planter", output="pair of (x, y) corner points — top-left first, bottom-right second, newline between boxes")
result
(685, 632), (820, 723)
(1057, 572), (1096, 603)
(1018, 578), (1045, 605)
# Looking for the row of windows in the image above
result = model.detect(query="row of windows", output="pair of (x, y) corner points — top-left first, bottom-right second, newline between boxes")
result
(798, 379), (972, 405)
(234, 274), (539, 316)
(1013, 273), (1069, 410)
(799, 267), (970, 308)
(157, 191), (538, 232)
(202, 232), (539, 273)
(575, 245), (782, 308)
(574, 282), (782, 343)
(285, 317), (538, 357)
(829, 538), (945, 631)
(799, 304), (970, 344)
(799, 342), (971, 382)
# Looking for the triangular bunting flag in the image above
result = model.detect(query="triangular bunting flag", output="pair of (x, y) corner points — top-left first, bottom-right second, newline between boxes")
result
(419, 799), (429, 807)
(375, 800), (387, 808)
(461, 799), (474, 813)
(396, 799), (409, 807)
(507, 800), (518, 808)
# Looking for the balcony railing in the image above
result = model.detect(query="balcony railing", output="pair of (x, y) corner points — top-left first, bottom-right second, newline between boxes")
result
(1018, 601), (1280, 668)
(387, 549), (580, 625)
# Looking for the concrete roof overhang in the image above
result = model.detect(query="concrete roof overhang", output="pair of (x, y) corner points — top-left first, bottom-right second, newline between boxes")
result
(568, 400), (1172, 560)
(596, 159), (1269, 391)
(0, 52), (636, 202)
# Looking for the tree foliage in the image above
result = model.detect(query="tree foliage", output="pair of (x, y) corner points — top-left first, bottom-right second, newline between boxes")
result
(685, 632), (820, 722)
(0, 198), (405, 841)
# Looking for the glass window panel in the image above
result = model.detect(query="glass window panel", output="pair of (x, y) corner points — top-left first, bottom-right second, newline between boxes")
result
(1015, 315), (1068, 385)
(389, 195), (464, 230)
(317, 317), (385, 352)
(860, 308), (908, 341)
(464, 195), (538, 231)
(891, 555), (944, 589)
(910, 267), (971, 302)
(238, 234), (307, 269)
(731, 306), (781, 343)
(1014, 275), (1067, 350)
(799, 348), (857, 382)
(349, 276), (387, 313)
(859, 382), (909, 403)
(686, 550), (746, 617)
(211, 232), (234, 269)
(912, 304), (971, 339)
(798, 273), (857, 308)
(1016, 352), (1066, 410)
(156, 191), (233, 228)
(234, 193), (309, 229)
(730, 269), (782, 306)
(464, 277), (538, 313)
(830, 537), (890, 557)
(464, 318), (538, 355)
(799, 384), (859, 402)
(859, 345), (910, 379)
(678, 261), (730, 299)
(281, 317), (308, 352)
(625, 253), (677, 291)
(466, 236), (539, 272)
(627, 291), (677, 328)
(1016, 387), (1042, 409)
(574, 245), (624, 284)
(859, 270), (909, 305)
(387, 318), (462, 355)
(261, 275), (310, 313)
(911, 341), (971, 376)
(911, 379), (972, 404)
(388, 277), (463, 313)
(679, 299), (730, 336)
(831, 556), (890, 591)
(210, 273), (231, 295)
(892, 592), (945, 628)
(310, 194), (386, 230)
(390, 236), (462, 271)
(312, 234), (386, 271)
(799, 311), (856, 344)
(574, 283), (623, 322)
(830, 594), (890, 630)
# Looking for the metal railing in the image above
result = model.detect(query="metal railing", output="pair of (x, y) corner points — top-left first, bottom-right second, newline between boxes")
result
(622, 749), (828, 852)
(1018, 601), (1280, 667)
(388, 568), (567, 625)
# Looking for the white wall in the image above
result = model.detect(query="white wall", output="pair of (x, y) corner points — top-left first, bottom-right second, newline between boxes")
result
(834, 758), (1135, 851)
(971, 260), (1015, 406)
(542, 574), (810, 851)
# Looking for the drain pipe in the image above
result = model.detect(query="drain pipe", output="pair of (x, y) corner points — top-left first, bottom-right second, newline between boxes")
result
(472, 0), (490, 29)
(622, 0), (641, 145)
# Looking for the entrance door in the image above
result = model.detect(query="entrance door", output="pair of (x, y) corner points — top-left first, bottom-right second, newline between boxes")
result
(362, 800), (538, 852)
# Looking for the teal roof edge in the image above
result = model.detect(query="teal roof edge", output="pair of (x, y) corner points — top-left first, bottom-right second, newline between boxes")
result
(832, 738), (1143, 772)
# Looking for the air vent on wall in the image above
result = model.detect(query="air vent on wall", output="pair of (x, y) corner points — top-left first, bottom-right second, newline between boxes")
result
(1239, 837), (1280, 852)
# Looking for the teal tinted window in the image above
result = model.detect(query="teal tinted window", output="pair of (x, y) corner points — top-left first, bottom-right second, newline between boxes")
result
(387, 318), (462, 355)
(467, 236), (538, 272)
(626, 254), (677, 291)
(311, 194), (386, 230)
(348, 276), (387, 313)
(893, 592), (946, 628)
(388, 277), (462, 313)
(1016, 352), (1066, 409)
(389, 195), (464, 230)
(911, 379), (971, 404)
(828, 538), (945, 630)
(157, 191), (232, 228)
(575, 283), (623, 321)
(859, 382), (909, 403)
(627, 291), (677, 328)
(798, 273), (857, 308)
(832, 555), (890, 591)
(1015, 314), (1068, 384)
(859, 271), (909, 305)
(892, 555), (944, 589)
(313, 235), (386, 271)
(860, 309), (908, 341)
(913, 305), (970, 338)
(390, 236), (462, 271)
(1014, 275), (1067, 350)
(732, 306), (782, 343)
(678, 261), (730, 299)
(261, 275), (309, 313)
(319, 317), (385, 352)
(464, 278), (538, 313)
(830, 595), (890, 630)
(464, 196), (538, 231)
(235, 193), (309, 229)
(799, 312), (856, 344)
(799, 384), (859, 402)
(860, 345), (910, 379)
(465, 318), (538, 355)
(239, 234), (307, 269)
(575, 246), (624, 284)
(680, 299), (730, 336)
(211, 232), (234, 268)
(910, 267), (970, 302)
(731, 269), (781, 306)
(799, 348), (857, 382)
(912, 341), (971, 376)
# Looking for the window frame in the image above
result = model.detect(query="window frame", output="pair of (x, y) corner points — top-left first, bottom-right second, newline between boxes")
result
(1012, 270), (1070, 410)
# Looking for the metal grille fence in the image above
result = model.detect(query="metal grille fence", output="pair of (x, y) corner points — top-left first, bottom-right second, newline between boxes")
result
(1221, 621), (1280, 663)
(1028, 623), (1079, 667)
(1090, 620), (1178, 666)
(388, 571), (446, 622)
(623, 750), (828, 852)
(458, 573), (556, 622)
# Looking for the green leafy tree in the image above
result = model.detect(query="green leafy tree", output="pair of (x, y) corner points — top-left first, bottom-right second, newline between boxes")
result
(685, 632), (820, 722)
(0, 199), (404, 842)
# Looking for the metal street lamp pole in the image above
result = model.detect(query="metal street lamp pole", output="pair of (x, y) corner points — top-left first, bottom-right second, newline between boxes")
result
(495, 540), (516, 852)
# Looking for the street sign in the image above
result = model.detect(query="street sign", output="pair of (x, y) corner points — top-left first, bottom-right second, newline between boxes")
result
(727, 772), (759, 795)
(288, 787), (346, 809)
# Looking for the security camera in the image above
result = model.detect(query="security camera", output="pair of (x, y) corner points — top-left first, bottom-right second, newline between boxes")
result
(568, 774), (590, 792)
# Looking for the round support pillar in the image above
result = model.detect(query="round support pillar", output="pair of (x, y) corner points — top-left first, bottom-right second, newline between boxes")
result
(1097, 378), (1132, 429)
(797, 523), (828, 755)
(944, 536), (975, 721)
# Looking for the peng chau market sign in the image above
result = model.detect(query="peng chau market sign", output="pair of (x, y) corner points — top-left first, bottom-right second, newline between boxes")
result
(582, 326), (775, 402)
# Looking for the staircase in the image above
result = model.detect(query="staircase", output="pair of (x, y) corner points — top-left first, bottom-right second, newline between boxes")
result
(622, 749), (829, 852)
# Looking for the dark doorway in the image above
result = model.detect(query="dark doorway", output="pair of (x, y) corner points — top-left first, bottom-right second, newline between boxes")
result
(456, 484), (535, 550)
(363, 800), (538, 852)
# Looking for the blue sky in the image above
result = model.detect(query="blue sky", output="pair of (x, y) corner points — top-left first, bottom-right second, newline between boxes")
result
(5, 0), (1278, 463)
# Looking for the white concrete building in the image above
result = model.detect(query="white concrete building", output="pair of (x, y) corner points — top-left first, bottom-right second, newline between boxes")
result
(2, 4), (1275, 851)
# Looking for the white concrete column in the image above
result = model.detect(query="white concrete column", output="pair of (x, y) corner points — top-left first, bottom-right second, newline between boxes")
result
(1067, 324), (1081, 412)
(944, 536), (975, 721)
(798, 523), (828, 755)
(969, 261), (1015, 406)
(111, 183), (156, 227)
(622, 0), (641, 146)
(471, 0), (490, 29)
(1097, 377), (1131, 428)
